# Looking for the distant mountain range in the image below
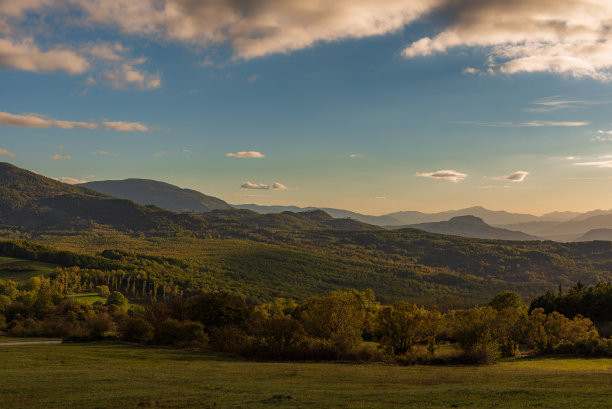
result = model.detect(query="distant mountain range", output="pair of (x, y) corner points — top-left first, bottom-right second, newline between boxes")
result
(405, 215), (538, 241)
(2, 162), (609, 242)
(79, 179), (231, 213)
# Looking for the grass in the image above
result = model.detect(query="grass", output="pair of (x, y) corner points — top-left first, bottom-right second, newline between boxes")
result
(66, 292), (107, 304)
(0, 257), (56, 283)
(0, 343), (610, 408)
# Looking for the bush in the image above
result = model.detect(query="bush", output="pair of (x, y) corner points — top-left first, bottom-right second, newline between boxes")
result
(155, 318), (208, 347)
(118, 317), (154, 343)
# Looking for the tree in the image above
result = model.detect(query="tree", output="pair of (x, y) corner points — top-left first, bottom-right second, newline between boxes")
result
(299, 291), (365, 352)
(376, 302), (429, 356)
(118, 317), (154, 343)
(489, 291), (525, 313)
(254, 317), (305, 355)
(106, 291), (128, 309)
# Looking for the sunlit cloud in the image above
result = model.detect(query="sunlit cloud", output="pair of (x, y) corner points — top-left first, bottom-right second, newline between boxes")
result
(0, 111), (98, 130)
(401, 0), (612, 81)
(496, 171), (529, 183)
(102, 121), (149, 132)
(272, 182), (287, 190)
(153, 151), (167, 157)
(0, 147), (16, 157)
(574, 160), (612, 168)
(349, 153), (363, 158)
(416, 169), (467, 182)
(0, 37), (89, 74)
(592, 130), (612, 142)
(241, 181), (270, 190)
(374, 196), (387, 199)
(226, 151), (265, 158)
(51, 154), (72, 160)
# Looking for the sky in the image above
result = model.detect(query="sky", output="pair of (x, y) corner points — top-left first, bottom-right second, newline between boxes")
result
(2, 0), (612, 215)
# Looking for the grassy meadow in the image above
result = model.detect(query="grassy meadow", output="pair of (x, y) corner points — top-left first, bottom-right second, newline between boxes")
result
(0, 257), (56, 283)
(1, 342), (610, 409)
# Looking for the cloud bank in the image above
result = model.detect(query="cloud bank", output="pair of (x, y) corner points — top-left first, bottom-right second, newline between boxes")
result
(0, 147), (16, 157)
(241, 181), (287, 190)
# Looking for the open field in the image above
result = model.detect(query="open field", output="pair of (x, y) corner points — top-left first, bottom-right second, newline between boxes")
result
(1, 342), (610, 409)
(0, 257), (56, 283)
(66, 292), (107, 304)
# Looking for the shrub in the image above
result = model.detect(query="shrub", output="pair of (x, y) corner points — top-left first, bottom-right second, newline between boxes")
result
(118, 317), (154, 343)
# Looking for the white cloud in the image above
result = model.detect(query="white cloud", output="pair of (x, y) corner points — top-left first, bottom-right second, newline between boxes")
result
(496, 171), (529, 182)
(566, 156), (580, 160)
(0, 111), (98, 129)
(241, 181), (270, 190)
(226, 151), (265, 158)
(153, 151), (167, 157)
(102, 121), (149, 132)
(54, 177), (87, 184)
(51, 154), (72, 160)
(401, 0), (612, 81)
(272, 182), (287, 190)
(91, 151), (118, 156)
(416, 169), (467, 182)
(0, 37), (89, 74)
(182, 149), (191, 153)
(0, 147), (16, 157)
(349, 153), (363, 158)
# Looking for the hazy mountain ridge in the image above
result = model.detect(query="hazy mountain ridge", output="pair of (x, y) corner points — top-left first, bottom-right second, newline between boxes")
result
(404, 215), (539, 241)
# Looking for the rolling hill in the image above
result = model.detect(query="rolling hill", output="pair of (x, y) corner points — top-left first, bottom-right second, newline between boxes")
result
(79, 179), (232, 213)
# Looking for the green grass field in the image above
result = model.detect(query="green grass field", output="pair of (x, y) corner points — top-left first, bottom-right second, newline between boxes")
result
(66, 292), (107, 304)
(0, 257), (56, 283)
(0, 342), (610, 408)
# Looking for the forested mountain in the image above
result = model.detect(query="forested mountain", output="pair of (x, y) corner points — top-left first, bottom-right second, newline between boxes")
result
(80, 179), (232, 213)
(234, 204), (402, 226)
(0, 162), (208, 232)
(403, 215), (539, 240)
(576, 229), (612, 242)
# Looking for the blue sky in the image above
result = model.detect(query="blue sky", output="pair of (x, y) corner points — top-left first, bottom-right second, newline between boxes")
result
(2, 0), (612, 215)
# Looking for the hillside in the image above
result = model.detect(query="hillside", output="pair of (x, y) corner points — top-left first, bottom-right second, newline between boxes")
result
(80, 179), (232, 213)
(0, 162), (207, 232)
(403, 215), (539, 240)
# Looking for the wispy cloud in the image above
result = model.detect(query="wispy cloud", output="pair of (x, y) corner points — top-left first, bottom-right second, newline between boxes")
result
(153, 151), (167, 157)
(495, 171), (529, 182)
(102, 121), (148, 132)
(248, 74), (262, 83)
(226, 151), (265, 158)
(51, 154), (72, 160)
(0, 147), (16, 157)
(349, 153), (363, 158)
(0, 112), (98, 130)
(574, 160), (612, 168)
(456, 120), (590, 128)
(525, 97), (605, 113)
(416, 170), (467, 183)
(54, 177), (87, 184)
(241, 182), (270, 190)
(91, 151), (118, 156)
(592, 130), (612, 142)
(0, 111), (150, 132)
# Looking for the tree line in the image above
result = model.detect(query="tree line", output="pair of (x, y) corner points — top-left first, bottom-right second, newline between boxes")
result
(1, 276), (610, 364)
